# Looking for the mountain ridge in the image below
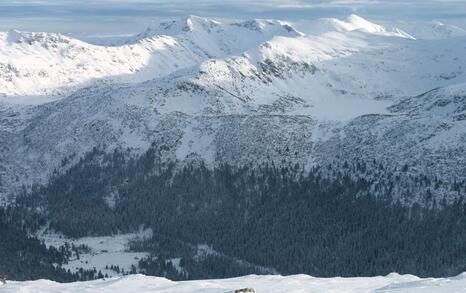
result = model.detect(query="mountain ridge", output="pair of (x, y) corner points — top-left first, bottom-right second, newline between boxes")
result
(0, 15), (465, 203)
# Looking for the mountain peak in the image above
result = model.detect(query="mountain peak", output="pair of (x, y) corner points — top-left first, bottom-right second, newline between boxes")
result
(131, 15), (221, 42)
(5, 29), (71, 46)
(158, 15), (221, 34)
(346, 14), (385, 33)
(315, 14), (414, 39)
(130, 16), (300, 46)
(430, 20), (466, 37)
(231, 19), (301, 36)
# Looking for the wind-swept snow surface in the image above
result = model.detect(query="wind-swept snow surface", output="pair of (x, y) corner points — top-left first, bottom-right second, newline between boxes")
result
(4, 273), (466, 293)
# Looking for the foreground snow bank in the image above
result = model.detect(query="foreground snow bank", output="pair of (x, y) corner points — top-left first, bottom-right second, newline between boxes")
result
(3, 273), (466, 293)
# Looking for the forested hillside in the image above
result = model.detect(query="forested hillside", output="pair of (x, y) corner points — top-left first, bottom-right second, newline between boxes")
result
(0, 208), (78, 281)
(6, 146), (465, 280)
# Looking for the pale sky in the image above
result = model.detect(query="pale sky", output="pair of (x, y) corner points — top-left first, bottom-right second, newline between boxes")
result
(1, 0), (465, 33)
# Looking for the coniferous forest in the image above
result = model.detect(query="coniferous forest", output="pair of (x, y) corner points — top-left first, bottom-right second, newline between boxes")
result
(2, 145), (466, 281)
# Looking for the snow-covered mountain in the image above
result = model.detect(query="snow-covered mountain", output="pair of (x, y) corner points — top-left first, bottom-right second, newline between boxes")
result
(305, 14), (415, 39)
(4, 273), (466, 293)
(1, 14), (466, 202)
(406, 21), (466, 40)
(0, 15), (300, 101)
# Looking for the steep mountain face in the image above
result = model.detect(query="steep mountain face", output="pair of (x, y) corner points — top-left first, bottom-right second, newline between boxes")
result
(311, 85), (466, 203)
(1, 15), (466, 203)
(317, 84), (466, 172)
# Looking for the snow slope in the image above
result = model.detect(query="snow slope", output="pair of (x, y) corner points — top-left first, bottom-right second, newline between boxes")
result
(0, 15), (300, 102)
(305, 14), (415, 39)
(404, 21), (466, 40)
(1, 14), (466, 202)
(4, 273), (466, 293)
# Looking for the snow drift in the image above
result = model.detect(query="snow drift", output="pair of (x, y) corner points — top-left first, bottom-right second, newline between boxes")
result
(4, 273), (466, 293)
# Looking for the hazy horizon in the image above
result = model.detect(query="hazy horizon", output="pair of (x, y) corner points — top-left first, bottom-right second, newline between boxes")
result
(1, 0), (466, 34)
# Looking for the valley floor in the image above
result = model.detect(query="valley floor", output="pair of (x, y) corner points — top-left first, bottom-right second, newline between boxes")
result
(38, 229), (153, 278)
(3, 273), (466, 293)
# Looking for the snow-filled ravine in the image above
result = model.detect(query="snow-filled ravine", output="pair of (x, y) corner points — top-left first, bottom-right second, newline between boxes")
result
(3, 273), (466, 292)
